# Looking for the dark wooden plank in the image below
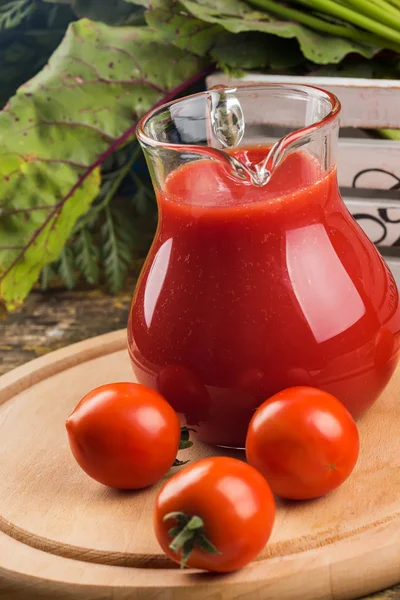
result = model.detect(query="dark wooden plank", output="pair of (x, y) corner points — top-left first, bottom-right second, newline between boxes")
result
(364, 591), (400, 599)
(0, 286), (131, 376)
(0, 287), (399, 599)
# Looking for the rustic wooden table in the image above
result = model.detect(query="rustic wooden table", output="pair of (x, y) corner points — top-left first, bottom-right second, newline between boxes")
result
(0, 286), (399, 600)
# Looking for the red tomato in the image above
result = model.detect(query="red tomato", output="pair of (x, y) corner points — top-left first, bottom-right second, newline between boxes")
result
(154, 456), (275, 572)
(66, 382), (181, 489)
(246, 386), (360, 500)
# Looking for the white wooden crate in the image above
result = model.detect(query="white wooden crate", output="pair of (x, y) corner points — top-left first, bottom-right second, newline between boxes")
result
(207, 74), (400, 129)
(206, 73), (400, 284)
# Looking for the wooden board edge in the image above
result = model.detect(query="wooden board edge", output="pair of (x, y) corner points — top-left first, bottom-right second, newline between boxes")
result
(1, 331), (400, 598)
(1, 493), (399, 571)
(0, 329), (127, 407)
(0, 517), (399, 600)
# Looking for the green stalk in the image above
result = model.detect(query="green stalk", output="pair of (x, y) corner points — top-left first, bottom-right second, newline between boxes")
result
(248, 0), (400, 53)
(291, 0), (400, 44)
(358, 0), (400, 18)
(341, 0), (400, 30)
(386, 0), (400, 9)
(377, 129), (400, 141)
(366, 0), (400, 12)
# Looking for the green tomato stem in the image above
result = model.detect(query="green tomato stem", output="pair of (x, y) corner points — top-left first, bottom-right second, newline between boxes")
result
(179, 426), (195, 450)
(172, 427), (195, 467)
(164, 512), (220, 568)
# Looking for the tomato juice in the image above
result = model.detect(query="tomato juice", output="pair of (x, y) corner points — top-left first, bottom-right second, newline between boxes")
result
(128, 146), (400, 447)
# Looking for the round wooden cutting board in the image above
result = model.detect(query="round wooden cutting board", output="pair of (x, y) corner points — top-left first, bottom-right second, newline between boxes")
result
(0, 330), (399, 600)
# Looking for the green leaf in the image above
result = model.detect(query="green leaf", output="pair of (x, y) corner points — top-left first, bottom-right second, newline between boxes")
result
(176, 0), (380, 64)
(146, 0), (222, 56)
(101, 205), (134, 294)
(211, 31), (304, 70)
(0, 156), (100, 309)
(0, 27), (76, 108)
(74, 228), (100, 285)
(308, 61), (374, 78)
(72, 0), (144, 25)
(0, 19), (207, 310)
(39, 262), (57, 290)
(133, 185), (150, 215)
(57, 246), (77, 289)
(125, 0), (149, 6)
(307, 55), (400, 79)
(0, 0), (37, 30)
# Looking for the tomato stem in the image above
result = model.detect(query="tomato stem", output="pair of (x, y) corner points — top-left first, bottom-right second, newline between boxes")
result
(163, 511), (220, 568)
(173, 428), (196, 467)
(179, 426), (195, 450)
(172, 458), (190, 467)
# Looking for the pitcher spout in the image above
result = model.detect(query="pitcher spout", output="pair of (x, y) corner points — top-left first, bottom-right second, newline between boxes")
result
(137, 82), (341, 192)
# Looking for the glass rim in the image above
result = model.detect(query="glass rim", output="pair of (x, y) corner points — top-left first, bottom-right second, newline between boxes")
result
(136, 83), (341, 151)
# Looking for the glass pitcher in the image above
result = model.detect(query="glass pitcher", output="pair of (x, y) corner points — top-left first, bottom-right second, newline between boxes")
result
(128, 84), (400, 448)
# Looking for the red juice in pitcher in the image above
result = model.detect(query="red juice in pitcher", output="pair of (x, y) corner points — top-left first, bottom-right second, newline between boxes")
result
(128, 85), (400, 447)
(128, 146), (400, 447)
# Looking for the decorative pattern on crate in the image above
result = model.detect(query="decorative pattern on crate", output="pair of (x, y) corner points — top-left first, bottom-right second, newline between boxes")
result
(341, 139), (400, 247)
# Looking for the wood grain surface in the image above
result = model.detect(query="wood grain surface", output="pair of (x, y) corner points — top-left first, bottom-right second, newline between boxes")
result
(0, 287), (399, 600)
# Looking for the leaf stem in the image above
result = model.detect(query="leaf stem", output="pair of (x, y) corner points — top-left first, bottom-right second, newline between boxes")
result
(342, 0), (400, 22)
(291, 0), (400, 43)
(248, 0), (400, 52)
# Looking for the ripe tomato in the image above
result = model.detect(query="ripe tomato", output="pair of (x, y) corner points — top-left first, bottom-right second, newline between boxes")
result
(154, 456), (275, 572)
(66, 382), (181, 490)
(246, 387), (359, 500)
